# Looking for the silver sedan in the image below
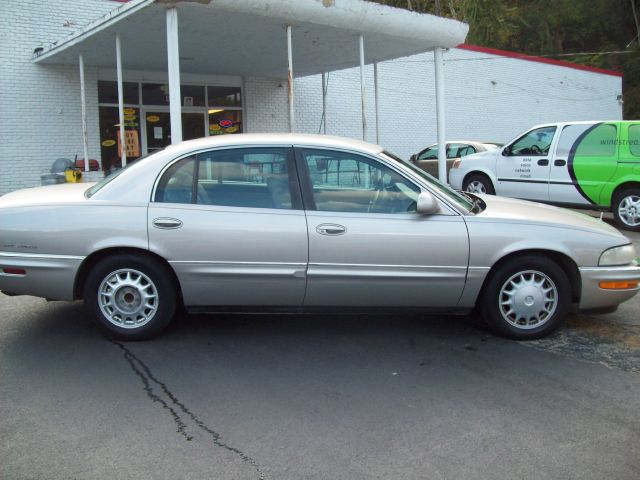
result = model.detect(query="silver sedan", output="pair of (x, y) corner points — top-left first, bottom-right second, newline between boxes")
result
(1, 134), (639, 340)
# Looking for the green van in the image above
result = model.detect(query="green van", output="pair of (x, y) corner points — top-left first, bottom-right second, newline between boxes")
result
(449, 120), (640, 231)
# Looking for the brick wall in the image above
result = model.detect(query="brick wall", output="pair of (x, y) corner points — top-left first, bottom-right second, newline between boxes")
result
(0, 0), (118, 194)
(0, 1), (623, 194)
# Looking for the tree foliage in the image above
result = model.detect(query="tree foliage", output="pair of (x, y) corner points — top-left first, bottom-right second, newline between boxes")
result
(374, 0), (640, 118)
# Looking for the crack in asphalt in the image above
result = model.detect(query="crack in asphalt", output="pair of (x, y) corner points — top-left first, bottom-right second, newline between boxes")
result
(111, 340), (266, 480)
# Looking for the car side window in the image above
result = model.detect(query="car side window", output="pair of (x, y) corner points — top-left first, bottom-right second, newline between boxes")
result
(301, 149), (420, 214)
(506, 126), (556, 156)
(196, 147), (293, 209)
(154, 156), (196, 204)
(628, 124), (640, 157)
(418, 146), (438, 160)
(448, 143), (476, 158)
(557, 124), (617, 158)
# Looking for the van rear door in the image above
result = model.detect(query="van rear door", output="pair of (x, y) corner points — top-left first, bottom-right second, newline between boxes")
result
(549, 122), (618, 207)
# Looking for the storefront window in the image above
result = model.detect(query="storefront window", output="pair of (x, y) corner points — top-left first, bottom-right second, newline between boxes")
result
(98, 81), (139, 104)
(99, 106), (141, 173)
(207, 86), (242, 106)
(181, 85), (205, 106)
(142, 83), (170, 105)
(208, 110), (242, 135)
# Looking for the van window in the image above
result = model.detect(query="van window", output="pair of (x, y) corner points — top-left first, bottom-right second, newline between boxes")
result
(629, 125), (640, 157)
(574, 124), (617, 158)
(507, 126), (556, 156)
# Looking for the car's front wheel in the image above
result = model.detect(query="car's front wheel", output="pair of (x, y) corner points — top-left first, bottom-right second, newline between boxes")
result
(480, 256), (570, 340)
(463, 173), (495, 195)
(84, 254), (177, 340)
(613, 188), (640, 232)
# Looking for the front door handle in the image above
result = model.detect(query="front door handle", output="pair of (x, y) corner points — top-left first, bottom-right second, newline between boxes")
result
(153, 217), (183, 229)
(537, 159), (549, 166)
(554, 159), (567, 167)
(316, 223), (346, 236)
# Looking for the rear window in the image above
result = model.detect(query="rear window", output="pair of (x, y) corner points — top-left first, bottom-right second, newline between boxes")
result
(629, 124), (640, 157)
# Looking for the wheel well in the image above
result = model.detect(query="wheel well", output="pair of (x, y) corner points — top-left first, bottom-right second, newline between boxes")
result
(611, 182), (640, 204)
(464, 171), (492, 187)
(478, 249), (581, 305)
(74, 247), (182, 302)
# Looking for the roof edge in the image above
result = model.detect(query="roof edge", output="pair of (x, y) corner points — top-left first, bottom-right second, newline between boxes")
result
(457, 44), (623, 78)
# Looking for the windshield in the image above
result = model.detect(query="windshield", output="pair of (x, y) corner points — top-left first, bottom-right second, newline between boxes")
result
(379, 150), (474, 212)
(84, 154), (153, 198)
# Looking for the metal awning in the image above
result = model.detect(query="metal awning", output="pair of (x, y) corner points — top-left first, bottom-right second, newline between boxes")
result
(33, 0), (467, 77)
(34, 0), (467, 181)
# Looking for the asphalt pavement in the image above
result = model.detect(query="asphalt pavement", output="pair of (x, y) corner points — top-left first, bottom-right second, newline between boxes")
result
(1, 226), (639, 480)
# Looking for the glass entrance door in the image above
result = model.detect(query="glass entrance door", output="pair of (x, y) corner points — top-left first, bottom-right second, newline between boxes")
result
(144, 111), (207, 154)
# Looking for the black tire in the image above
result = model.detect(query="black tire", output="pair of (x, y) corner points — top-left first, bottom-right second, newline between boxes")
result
(612, 188), (640, 232)
(480, 256), (570, 340)
(463, 173), (495, 195)
(84, 254), (177, 340)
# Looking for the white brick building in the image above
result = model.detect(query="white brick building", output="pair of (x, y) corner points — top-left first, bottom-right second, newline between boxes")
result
(0, 0), (622, 195)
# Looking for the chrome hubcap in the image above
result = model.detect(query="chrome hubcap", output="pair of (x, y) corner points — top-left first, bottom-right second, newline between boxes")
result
(499, 270), (558, 329)
(98, 269), (158, 329)
(618, 194), (640, 227)
(466, 180), (486, 194)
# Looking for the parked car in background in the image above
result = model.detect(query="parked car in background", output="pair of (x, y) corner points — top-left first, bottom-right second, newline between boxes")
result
(449, 121), (640, 231)
(410, 141), (502, 179)
(1, 134), (638, 341)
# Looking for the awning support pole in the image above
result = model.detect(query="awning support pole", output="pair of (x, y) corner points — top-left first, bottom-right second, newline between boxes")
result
(434, 47), (447, 183)
(321, 72), (327, 134)
(166, 7), (182, 144)
(373, 62), (380, 144)
(78, 53), (89, 173)
(115, 33), (127, 168)
(287, 24), (294, 133)
(359, 34), (366, 141)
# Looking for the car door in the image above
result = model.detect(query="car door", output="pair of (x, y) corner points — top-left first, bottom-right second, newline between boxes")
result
(296, 147), (469, 307)
(549, 122), (619, 206)
(496, 126), (557, 201)
(148, 146), (308, 307)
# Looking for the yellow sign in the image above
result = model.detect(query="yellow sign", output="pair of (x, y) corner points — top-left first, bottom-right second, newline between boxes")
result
(209, 124), (221, 131)
(102, 139), (116, 147)
(226, 126), (238, 133)
(124, 108), (136, 115)
(124, 114), (136, 121)
(146, 115), (160, 123)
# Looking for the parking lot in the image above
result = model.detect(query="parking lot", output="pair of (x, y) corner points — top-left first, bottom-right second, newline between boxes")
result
(1, 223), (639, 480)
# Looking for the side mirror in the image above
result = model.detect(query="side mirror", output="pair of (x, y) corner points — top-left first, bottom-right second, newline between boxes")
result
(409, 154), (417, 162)
(417, 191), (440, 214)
(502, 146), (511, 156)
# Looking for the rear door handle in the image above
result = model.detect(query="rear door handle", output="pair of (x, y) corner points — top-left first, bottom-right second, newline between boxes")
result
(153, 217), (183, 229)
(554, 159), (567, 167)
(537, 159), (549, 166)
(316, 223), (346, 236)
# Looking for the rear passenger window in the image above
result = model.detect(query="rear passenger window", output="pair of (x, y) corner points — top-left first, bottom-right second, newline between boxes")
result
(154, 156), (196, 204)
(196, 147), (293, 209)
(629, 125), (640, 157)
(557, 124), (617, 158)
(574, 124), (617, 157)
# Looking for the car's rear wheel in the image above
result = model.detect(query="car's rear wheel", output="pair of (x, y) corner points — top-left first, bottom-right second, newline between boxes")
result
(463, 173), (495, 195)
(613, 188), (640, 232)
(84, 254), (177, 340)
(480, 256), (570, 340)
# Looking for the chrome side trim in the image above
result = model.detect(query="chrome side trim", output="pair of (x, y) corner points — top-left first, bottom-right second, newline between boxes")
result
(0, 252), (85, 260)
(310, 262), (467, 270)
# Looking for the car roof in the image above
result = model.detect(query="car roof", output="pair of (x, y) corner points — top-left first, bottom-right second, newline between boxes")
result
(162, 133), (384, 157)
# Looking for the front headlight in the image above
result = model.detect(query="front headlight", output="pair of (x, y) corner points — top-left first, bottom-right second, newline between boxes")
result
(599, 244), (637, 266)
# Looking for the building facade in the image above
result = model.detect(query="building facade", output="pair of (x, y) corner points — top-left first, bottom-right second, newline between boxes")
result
(0, 0), (623, 195)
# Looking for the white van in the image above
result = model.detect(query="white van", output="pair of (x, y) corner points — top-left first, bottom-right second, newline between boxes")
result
(449, 121), (640, 231)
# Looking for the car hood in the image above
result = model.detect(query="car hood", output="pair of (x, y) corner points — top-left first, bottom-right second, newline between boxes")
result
(475, 194), (628, 240)
(0, 183), (95, 208)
